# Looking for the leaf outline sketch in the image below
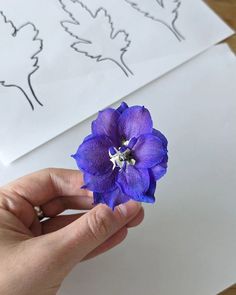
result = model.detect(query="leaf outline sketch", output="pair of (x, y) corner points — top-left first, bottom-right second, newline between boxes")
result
(59, 0), (133, 77)
(0, 11), (43, 111)
(124, 0), (185, 41)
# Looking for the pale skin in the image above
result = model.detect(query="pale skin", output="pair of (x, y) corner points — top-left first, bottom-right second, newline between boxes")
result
(0, 168), (144, 295)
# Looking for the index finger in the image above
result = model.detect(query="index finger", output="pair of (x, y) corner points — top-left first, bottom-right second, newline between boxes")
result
(2, 168), (92, 206)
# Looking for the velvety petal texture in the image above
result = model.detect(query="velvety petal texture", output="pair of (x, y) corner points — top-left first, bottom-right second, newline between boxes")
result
(83, 168), (118, 193)
(72, 135), (113, 176)
(117, 166), (150, 198)
(118, 106), (153, 140)
(72, 102), (168, 209)
(94, 192), (105, 205)
(131, 172), (156, 203)
(95, 187), (131, 210)
(153, 129), (168, 148)
(152, 155), (168, 180)
(92, 108), (120, 146)
(133, 134), (167, 168)
(131, 193), (155, 204)
(117, 102), (128, 114)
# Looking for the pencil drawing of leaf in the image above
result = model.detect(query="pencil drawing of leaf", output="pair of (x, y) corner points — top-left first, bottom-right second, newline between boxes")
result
(0, 11), (43, 111)
(60, 0), (133, 77)
(124, 0), (185, 41)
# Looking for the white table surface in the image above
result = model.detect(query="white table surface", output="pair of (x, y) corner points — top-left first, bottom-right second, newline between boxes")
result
(0, 44), (236, 295)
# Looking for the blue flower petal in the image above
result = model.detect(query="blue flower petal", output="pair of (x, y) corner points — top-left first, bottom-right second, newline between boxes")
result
(132, 194), (155, 203)
(83, 168), (118, 193)
(93, 186), (131, 210)
(118, 106), (153, 140)
(92, 108), (120, 146)
(83, 134), (96, 143)
(133, 134), (167, 168)
(152, 165), (167, 181)
(117, 166), (150, 198)
(146, 172), (157, 197)
(153, 129), (168, 148)
(72, 103), (168, 210)
(72, 135), (113, 176)
(93, 192), (105, 205)
(105, 187), (131, 210)
(131, 171), (156, 203)
(151, 155), (168, 180)
(127, 137), (137, 149)
(117, 102), (129, 114)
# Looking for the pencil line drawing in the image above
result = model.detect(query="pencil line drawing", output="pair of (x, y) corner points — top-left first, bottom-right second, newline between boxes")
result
(59, 0), (133, 77)
(0, 11), (43, 111)
(124, 0), (185, 41)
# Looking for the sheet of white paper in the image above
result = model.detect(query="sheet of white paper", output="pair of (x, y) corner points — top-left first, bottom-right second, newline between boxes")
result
(0, 0), (234, 165)
(0, 44), (235, 295)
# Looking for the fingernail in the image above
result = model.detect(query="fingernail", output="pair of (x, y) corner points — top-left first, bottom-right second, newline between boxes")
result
(118, 201), (141, 218)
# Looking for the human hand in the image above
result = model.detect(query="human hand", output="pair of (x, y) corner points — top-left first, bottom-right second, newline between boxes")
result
(0, 168), (144, 295)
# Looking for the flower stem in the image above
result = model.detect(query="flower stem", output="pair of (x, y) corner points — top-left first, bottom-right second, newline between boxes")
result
(28, 74), (43, 107)
(164, 22), (185, 41)
(110, 55), (133, 77)
(17, 78), (43, 111)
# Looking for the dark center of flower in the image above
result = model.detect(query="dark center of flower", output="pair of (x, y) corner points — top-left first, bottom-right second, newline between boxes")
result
(109, 144), (136, 170)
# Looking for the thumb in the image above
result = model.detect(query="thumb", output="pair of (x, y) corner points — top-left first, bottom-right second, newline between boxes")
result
(42, 201), (141, 270)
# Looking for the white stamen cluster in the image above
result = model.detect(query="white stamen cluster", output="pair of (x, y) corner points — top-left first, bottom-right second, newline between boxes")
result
(109, 147), (136, 170)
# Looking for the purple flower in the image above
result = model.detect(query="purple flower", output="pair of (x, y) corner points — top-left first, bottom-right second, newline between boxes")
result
(72, 102), (168, 210)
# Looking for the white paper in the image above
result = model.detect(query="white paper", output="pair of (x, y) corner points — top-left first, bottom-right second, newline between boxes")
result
(0, 0), (234, 164)
(0, 44), (236, 295)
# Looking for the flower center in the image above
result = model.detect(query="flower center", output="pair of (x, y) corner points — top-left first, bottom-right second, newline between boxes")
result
(109, 145), (136, 170)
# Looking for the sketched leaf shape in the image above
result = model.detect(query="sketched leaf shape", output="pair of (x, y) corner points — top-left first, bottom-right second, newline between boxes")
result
(0, 13), (15, 37)
(60, 0), (133, 77)
(0, 11), (43, 110)
(124, 0), (184, 41)
(71, 10), (129, 59)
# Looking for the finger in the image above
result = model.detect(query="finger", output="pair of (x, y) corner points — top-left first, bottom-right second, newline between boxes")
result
(41, 213), (84, 234)
(82, 208), (145, 260)
(83, 227), (128, 261)
(3, 168), (92, 206)
(41, 201), (141, 271)
(126, 206), (144, 228)
(29, 217), (42, 237)
(41, 205), (144, 234)
(41, 195), (94, 217)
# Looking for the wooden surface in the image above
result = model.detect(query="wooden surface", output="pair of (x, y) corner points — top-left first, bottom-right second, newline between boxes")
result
(205, 0), (236, 53)
(219, 284), (236, 295)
